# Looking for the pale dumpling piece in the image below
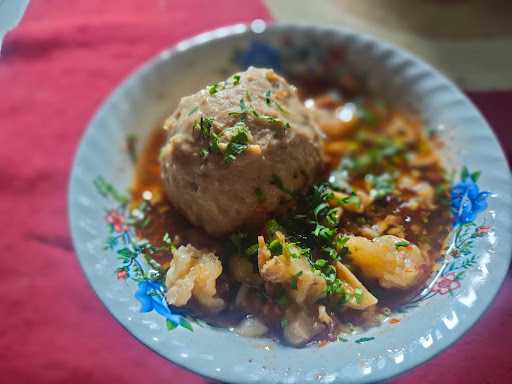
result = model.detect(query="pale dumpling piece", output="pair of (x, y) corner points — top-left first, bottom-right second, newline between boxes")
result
(283, 305), (325, 346)
(335, 262), (378, 310)
(165, 244), (225, 313)
(346, 235), (429, 289)
(398, 176), (435, 210)
(258, 233), (326, 305)
(229, 254), (262, 286)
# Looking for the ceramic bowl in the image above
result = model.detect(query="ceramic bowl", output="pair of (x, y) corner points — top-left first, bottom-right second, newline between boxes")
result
(69, 22), (512, 383)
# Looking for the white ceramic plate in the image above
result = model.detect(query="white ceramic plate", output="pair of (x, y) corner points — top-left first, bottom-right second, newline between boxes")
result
(69, 22), (512, 384)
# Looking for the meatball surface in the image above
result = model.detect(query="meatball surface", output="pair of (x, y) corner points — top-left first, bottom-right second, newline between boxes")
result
(160, 67), (323, 235)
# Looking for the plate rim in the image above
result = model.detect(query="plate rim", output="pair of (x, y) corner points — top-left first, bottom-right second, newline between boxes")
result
(68, 21), (512, 384)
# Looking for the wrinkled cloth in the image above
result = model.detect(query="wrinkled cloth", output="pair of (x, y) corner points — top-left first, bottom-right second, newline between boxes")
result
(0, 1), (269, 383)
(0, 1), (510, 384)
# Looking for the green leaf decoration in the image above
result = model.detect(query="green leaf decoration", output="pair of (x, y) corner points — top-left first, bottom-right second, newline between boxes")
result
(179, 318), (194, 332)
(461, 166), (470, 180)
(94, 176), (129, 205)
(105, 237), (117, 250)
(166, 319), (178, 331)
(355, 337), (375, 344)
(461, 255), (477, 269)
(116, 248), (137, 261)
(470, 170), (481, 182)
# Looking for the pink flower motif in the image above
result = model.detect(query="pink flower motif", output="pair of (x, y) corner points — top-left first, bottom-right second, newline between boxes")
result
(116, 270), (128, 280)
(106, 210), (128, 233)
(475, 225), (491, 237)
(432, 272), (461, 295)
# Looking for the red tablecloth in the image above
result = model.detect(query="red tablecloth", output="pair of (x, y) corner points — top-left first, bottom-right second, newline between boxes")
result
(0, 1), (510, 383)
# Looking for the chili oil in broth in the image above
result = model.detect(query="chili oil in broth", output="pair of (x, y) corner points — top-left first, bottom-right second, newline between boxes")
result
(130, 77), (452, 341)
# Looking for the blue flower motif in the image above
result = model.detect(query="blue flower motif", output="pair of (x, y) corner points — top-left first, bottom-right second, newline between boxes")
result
(134, 280), (182, 323)
(451, 177), (490, 226)
(237, 41), (281, 71)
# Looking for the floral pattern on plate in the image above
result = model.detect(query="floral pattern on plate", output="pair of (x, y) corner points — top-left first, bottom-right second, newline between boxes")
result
(95, 176), (195, 332)
(95, 166), (491, 335)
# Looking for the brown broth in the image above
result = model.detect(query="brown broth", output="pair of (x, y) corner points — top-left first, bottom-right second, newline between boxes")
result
(130, 81), (452, 344)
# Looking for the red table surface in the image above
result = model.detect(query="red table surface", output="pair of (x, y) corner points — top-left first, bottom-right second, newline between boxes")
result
(0, 1), (510, 383)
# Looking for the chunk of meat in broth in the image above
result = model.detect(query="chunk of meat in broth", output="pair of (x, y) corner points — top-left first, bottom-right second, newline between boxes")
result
(165, 245), (225, 313)
(346, 235), (430, 289)
(335, 262), (378, 310)
(283, 304), (326, 346)
(229, 254), (262, 286)
(358, 215), (406, 239)
(398, 175), (435, 210)
(383, 113), (419, 145)
(258, 233), (326, 305)
(256, 232), (380, 345)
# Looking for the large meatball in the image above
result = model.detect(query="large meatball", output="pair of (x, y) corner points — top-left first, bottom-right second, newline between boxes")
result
(160, 67), (323, 236)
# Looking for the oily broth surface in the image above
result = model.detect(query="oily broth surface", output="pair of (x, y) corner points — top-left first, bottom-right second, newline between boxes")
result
(130, 80), (452, 340)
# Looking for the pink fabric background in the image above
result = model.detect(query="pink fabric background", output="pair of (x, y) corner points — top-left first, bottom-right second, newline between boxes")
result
(0, 1), (510, 383)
